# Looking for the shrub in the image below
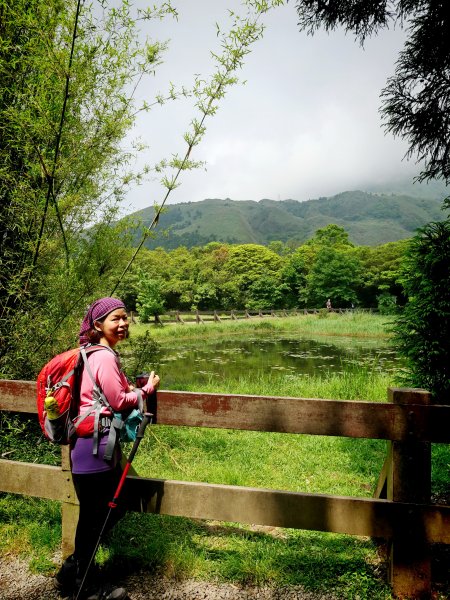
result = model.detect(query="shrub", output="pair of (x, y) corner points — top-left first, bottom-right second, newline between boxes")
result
(393, 220), (450, 401)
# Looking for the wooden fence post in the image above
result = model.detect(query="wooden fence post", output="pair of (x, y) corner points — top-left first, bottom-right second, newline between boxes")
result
(61, 446), (78, 558)
(387, 387), (432, 599)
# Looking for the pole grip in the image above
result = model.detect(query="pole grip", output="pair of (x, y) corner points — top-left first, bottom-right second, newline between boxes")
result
(146, 389), (157, 424)
(126, 411), (152, 464)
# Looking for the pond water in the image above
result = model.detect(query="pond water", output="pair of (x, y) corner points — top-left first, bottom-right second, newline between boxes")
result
(158, 334), (400, 388)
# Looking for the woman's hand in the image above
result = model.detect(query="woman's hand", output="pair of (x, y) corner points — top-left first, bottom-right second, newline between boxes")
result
(142, 370), (160, 394)
(149, 371), (160, 389)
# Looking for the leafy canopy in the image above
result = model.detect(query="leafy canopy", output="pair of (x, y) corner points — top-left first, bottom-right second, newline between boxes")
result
(393, 220), (450, 400)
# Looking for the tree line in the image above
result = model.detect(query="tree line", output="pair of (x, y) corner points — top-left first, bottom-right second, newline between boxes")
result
(114, 224), (408, 319)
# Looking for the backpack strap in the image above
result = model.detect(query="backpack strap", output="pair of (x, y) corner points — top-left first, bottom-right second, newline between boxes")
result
(76, 344), (141, 460)
(135, 388), (144, 412)
(103, 389), (144, 461)
(78, 346), (115, 456)
(80, 347), (113, 409)
(103, 415), (123, 461)
(47, 368), (76, 394)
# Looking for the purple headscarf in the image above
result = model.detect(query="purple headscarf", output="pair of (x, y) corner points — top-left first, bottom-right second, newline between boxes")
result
(79, 297), (126, 345)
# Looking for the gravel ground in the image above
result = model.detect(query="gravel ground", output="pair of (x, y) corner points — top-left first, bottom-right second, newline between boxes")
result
(0, 557), (335, 600)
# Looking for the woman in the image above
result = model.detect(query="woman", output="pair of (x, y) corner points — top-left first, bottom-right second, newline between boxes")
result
(56, 297), (160, 600)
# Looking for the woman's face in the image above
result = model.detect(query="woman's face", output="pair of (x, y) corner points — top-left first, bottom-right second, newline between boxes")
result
(95, 308), (129, 348)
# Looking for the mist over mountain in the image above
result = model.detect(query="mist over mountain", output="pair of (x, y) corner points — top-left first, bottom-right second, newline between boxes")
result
(127, 184), (448, 250)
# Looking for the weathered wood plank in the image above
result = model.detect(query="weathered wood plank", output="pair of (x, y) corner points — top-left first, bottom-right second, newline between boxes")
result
(373, 452), (391, 500)
(3, 381), (446, 598)
(0, 459), (73, 502)
(157, 391), (400, 438)
(62, 502), (79, 558)
(124, 477), (450, 544)
(388, 389), (432, 503)
(387, 388), (432, 599)
(157, 390), (450, 442)
(0, 380), (36, 413)
(2, 381), (450, 441)
(2, 459), (450, 544)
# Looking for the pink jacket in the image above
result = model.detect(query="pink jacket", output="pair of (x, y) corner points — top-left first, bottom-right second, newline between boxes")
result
(78, 348), (147, 417)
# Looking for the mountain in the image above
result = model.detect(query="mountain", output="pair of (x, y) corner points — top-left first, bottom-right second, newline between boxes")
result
(128, 189), (447, 249)
(366, 178), (450, 200)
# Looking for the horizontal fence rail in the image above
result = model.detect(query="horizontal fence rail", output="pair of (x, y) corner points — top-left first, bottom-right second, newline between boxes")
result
(1, 459), (450, 545)
(1, 381), (449, 442)
(0, 380), (447, 599)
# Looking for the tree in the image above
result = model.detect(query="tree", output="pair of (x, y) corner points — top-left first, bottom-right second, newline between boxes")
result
(295, 0), (450, 186)
(0, 0), (170, 377)
(246, 275), (288, 310)
(267, 240), (290, 256)
(308, 224), (353, 248)
(282, 245), (315, 307)
(283, 225), (355, 307)
(136, 277), (165, 323)
(305, 247), (362, 308)
(161, 246), (198, 310)
(223, 244), (285, 308)
(355, 240), (408, 307)
(113, 247), (171, 311)
(393, 220), (450, 401)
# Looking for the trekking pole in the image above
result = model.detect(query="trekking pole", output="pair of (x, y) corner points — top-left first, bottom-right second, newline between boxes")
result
(75, 409), (154, 600)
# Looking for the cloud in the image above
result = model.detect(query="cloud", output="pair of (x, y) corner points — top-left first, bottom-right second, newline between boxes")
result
(122, 1), (418, 213)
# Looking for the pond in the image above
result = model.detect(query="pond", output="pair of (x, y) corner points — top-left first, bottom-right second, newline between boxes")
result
(158, 334), (400, 389)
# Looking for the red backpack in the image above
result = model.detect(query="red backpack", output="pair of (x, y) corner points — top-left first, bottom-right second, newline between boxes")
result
(36, 345), (110, 445)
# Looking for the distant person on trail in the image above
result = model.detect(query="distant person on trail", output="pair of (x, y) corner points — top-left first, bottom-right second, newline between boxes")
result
(55, 297), (160, 600)
(326, 298), (332, 311)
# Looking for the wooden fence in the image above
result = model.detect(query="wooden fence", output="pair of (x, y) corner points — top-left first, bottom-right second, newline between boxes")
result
(137, 307), (373, 326)
(1, 381), (450, 599)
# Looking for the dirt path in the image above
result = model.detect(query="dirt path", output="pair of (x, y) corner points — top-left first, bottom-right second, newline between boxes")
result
(0, 557), (334, 600)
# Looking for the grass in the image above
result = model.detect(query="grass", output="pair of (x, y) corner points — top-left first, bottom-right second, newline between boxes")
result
(2, 313), (450, 599)
(133, 310), (393, 343)
(0, 494), (61, 575)
(172, 365), (395, 402)
(107, 514), (393, 599)
(134, 426), (387, 497)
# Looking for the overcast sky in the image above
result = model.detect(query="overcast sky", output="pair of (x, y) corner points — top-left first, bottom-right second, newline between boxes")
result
(120, 1), (418, 215)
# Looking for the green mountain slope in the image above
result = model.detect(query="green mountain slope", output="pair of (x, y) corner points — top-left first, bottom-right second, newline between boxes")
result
(129, 190), (446, 249)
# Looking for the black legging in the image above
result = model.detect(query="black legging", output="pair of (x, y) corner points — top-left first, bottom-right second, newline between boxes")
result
(72, 464), (126, 573)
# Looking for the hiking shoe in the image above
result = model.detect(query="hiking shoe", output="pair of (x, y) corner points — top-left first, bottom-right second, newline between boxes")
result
(55, 554), (78, 596)
(78, 582), (128, 600)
